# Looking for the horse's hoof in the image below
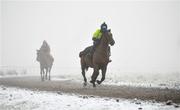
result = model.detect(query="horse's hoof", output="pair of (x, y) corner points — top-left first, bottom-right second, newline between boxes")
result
(90, 80), (93, 83)
(96, 80), (101, 85)
(93, 83), (96, 87)
(83, 82), (87, 87)
(90, 80), (96, 87)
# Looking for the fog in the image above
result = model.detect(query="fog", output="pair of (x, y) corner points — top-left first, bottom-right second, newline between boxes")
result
(0, 1), (2, 65)
(0, 0), (180, 74)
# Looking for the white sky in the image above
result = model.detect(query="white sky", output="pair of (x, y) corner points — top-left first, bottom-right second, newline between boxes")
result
(0, 1), (2, 65)
(0, 0), (180, 73)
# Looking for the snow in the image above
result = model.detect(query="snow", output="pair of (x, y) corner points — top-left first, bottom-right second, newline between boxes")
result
(0, 86), (179, 110)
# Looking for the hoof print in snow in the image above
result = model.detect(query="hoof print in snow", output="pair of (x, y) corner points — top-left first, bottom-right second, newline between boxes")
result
(89, 95), (95, 98)
(116, 99), (119, 102)
(82, 96), (88, 99)
(151, 100), (156, 103)
(174, 104), (179, 108)
(166, 100), (173, 105)
(78, 96), (82, 98)
(105, 98), (110, 101)
(57, 91), (62, 95)
(2, 87), (6, 90)
(10, 94), (12, 97)
(135, 102), (141, 105)
(138, 107), (142, 110)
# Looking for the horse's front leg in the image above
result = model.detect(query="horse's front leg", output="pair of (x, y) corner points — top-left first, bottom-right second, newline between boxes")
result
(49, 67), (51, 81)
(41, 69), (45, 81)
(97, 66), (107, 85)
(45, 68), (48, 80)
(40, 69), (43, 81)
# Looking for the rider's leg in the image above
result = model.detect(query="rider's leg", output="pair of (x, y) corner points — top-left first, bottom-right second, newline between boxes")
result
(88, 39), (99, 57)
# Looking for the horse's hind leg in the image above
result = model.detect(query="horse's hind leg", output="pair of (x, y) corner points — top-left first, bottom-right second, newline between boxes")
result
(45, 68), (48, 80)
(90, 66), (99, 87)
(81, 66), (87, 86)
(40, 69), (43, 81)
(48, 67), (52, 81)
(41, 69), (45, 81)
(97, 66), (107, 85)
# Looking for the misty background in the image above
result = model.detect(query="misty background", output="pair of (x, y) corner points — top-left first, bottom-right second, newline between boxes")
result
(0, 0), (180, 76)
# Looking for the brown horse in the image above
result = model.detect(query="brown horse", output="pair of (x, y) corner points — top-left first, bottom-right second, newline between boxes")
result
(79, 30), (115, 87)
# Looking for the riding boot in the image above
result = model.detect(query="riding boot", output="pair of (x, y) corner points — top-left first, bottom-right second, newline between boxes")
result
(88, 40), (99, 58)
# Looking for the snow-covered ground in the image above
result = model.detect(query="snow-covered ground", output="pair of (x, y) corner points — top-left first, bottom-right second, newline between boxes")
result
(0, 86), (179, 110)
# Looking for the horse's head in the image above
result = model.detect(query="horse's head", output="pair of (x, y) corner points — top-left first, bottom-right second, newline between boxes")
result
(103, 29), (115, 46)
(36, 49), (40, 62)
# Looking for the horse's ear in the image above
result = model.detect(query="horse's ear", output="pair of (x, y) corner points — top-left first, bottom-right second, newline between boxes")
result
(108, 29), (111, 32)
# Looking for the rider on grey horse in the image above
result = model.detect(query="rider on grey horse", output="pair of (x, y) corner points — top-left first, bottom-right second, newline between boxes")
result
(39, 40), (53, 65)
(40, 40), (50, 55)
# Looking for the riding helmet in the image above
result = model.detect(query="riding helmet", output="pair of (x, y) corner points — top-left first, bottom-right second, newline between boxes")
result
(101, 22), (108, 32)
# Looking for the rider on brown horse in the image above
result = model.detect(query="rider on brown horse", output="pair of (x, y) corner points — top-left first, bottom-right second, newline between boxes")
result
(79, 22), (115, 87)
(88, 22), (111, 62)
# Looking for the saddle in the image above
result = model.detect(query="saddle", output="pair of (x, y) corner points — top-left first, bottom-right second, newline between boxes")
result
(79, 46), (111, 58)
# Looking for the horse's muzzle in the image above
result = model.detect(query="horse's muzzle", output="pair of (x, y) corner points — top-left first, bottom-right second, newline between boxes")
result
(110, 40), (115, 46)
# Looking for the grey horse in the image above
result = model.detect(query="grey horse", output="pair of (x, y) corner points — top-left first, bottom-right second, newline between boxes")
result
(36, 50), (54, 81)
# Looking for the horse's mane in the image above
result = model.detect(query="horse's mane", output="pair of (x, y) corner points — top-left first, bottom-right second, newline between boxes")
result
(101, 29), (111, 37)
